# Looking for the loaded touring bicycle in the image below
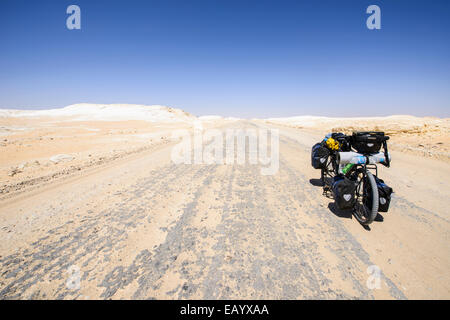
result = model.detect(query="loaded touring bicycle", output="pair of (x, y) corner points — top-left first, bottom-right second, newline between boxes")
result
(311, 132), (393, 225)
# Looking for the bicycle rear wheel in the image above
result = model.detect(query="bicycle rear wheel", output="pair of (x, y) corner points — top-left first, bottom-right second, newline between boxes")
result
(353, 170), (378, 225)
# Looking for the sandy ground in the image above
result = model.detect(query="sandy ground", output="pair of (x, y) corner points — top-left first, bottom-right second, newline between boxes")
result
(0, 111), (449, 299)
(0, 117), (188, 196)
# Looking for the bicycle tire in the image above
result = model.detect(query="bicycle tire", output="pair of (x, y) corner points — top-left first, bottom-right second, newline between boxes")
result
(353, 170), (379, 225)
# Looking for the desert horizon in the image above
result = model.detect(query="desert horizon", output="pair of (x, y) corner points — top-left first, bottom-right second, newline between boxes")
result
(2, 103), (448, 190)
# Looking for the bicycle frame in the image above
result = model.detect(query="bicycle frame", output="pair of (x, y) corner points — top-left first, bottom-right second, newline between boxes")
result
(321, 150), (380, 195)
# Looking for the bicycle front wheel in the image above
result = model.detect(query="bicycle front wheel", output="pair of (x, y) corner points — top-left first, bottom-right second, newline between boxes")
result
(353, 170), (379, 225)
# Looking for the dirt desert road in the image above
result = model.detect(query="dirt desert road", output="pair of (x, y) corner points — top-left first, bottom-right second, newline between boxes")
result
(0, 120), (449, 299)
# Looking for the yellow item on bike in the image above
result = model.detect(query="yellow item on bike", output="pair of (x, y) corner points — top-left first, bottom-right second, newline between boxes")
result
(325, 138), (340, 151)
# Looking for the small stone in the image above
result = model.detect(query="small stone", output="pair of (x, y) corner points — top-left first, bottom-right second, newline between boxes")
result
(50, 154), (75, 164)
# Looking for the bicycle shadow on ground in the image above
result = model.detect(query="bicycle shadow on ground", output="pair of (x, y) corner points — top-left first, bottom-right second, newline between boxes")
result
(310, 177), (335, 188)
(327, 202), (352, 219)
(328, 203), (384, 230)
(327, 202), (370, 230)
(309, 178), (324, 187)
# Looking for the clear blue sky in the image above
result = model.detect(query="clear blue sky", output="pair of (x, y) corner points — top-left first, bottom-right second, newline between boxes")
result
(0, 0), (449, 118)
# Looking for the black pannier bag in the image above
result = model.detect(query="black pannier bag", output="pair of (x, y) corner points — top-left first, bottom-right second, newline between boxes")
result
(311, 142), (329, 169)
(351, 131), (385, 154)
(332, 175), (357, 210)
(332, 132), (351, 151)
(367, 176), (393, 212)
